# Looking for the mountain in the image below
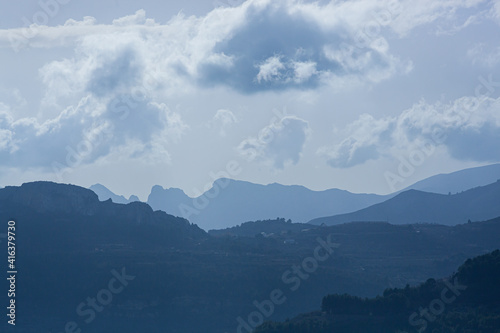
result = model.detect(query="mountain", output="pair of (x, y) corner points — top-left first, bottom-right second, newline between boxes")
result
(0, 182), (205, 249)
(89, 183), (139, 204)
(310, 179), (500, 226)
(2, 181), (500, 332)
(254, 249), (500, 333)
(146, 164), (500, 231)
(147, 178), (388, 230)
(402, 163), (500, 194)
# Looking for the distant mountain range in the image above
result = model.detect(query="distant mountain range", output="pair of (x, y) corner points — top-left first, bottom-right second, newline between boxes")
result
(89, 163), (500, 230)
(310, 180), (500, 226)
(147, 179), (387, 230)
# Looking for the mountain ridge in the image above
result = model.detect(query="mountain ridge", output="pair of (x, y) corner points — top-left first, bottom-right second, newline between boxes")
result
(147, 178), (387, 230)
(310, 179), (500, 226)
(2, 181), (500, 332)
(88, 163), (500, 230)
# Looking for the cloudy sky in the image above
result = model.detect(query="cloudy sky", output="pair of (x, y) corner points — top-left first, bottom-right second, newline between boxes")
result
(0, 0), (499, 200)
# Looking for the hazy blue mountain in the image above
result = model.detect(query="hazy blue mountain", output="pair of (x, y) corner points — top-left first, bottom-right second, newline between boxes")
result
(147, 178), (387, 230)
(402, 163), (500, 194)
(147, 184), (192, 215)
(146, 164), (500, 231)
(310, 179), (500, 226)
(89, 183), (139, 204)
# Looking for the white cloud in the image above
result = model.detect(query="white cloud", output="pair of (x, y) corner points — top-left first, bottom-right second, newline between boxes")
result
(255, 57), (319, 85)
(292, 61), (317, 83)
(319, 95), (500, 167)
(112, 9), (149, 26)
(386, 0), (487, 36)
(467, 43), (500, 67)
(435, 11), (484, 35)
(490, 0), (500, 23)
(318, 114), (393, 168)
(212, 109), (238, 137)
(238, 115), (310, 169)
(5, 0), (470, 94)
(256, 56), (286, 83)
(0, 94), (186, 171)
(0, 0), (488, 96)
(0, 0), (497, 178)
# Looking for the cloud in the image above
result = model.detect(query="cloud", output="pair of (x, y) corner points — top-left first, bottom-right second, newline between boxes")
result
(319, 114), (393, 168)
(0, 9), (194, 174)
(467, 43), (500, 67)
(0, 94), (186, 172)
(319, 95), (500, 167)
(386, 0), (487, 36)
(238, 115), (309, 169)
(112, 9), (149, 26)
(0, 1), (496, 175)
(212, 109), (238, 137)
(86, 48), (142, 97)
(490, 0), (500, 23)
(256, 56), (286, 83)
(435, 11), (484, 36)
(255, 56), (319, 85)
(196, 0), (408, 92)
(1, 0), (490, 94)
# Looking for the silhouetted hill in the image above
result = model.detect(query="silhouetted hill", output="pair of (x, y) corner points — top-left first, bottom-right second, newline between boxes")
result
(310, 180), (500, 226)
(2, 182), (500, 333)
(254, 249), (500, 333)
(0, 181), (206, 251)
(148, 178), (388, 230)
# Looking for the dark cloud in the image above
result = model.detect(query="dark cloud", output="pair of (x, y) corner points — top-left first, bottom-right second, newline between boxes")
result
(87, 48), (141, 97)
(196, 2), (393, 93)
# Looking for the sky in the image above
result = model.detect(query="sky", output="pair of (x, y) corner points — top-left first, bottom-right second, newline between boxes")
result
(0, 0), (499, 200)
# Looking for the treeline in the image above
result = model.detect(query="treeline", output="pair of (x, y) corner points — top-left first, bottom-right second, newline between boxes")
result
(255, 250), (500, 333)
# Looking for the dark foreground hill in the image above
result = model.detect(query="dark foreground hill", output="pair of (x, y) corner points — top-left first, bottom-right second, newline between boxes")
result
(1, 182), (500, 333)
(310, 180), (500, 226)
(255, 249), (500, 333)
